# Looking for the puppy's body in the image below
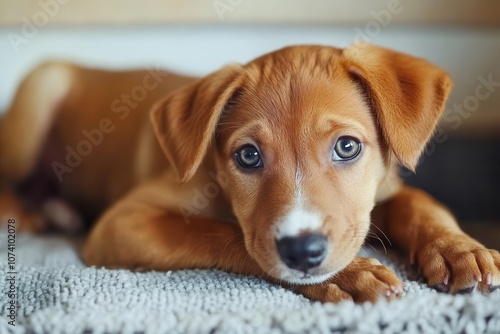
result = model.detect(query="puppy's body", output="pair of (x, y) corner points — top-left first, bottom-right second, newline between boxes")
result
(0, 63), (195, 218)
(1, 45), (499, 303)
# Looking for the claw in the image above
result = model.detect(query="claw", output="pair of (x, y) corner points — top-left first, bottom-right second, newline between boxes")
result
(390, 285), (403, 293)
(486, 273), (492, 285)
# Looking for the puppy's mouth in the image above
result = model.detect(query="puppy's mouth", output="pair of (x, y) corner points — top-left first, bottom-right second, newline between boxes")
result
(278, 268), (338, 285)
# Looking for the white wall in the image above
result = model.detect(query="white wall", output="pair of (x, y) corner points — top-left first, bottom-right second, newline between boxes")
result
(1, 24), (499, 129)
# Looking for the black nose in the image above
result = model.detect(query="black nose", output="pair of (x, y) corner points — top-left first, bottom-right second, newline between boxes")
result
(276, 234), (328, 272)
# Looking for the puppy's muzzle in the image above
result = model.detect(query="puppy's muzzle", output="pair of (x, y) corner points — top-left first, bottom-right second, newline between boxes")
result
(276, 233), (328, 272)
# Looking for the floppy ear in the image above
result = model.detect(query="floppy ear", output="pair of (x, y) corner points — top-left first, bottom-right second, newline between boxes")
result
(151, 65), (243, 182)
(342, 43), (453, 171)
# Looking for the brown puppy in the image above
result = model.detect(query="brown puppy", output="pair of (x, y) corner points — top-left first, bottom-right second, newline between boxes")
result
(1, 44), (499, 303)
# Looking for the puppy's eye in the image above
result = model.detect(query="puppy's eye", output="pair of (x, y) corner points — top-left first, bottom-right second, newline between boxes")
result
(235, 145), (263, 169)
(333, 137), (361, 161)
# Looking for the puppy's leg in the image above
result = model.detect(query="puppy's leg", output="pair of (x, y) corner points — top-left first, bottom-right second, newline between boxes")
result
(377, 185), (500, 293)
(83, 184), (402, 303)
(0, 191), (43, 232)
(82, 195), (268, 275)
(0, 61), (73, 182)
(294, 257), (404, 303)
(0, 63), (74, 232)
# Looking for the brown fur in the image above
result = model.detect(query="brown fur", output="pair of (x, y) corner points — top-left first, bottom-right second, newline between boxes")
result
(1, 44), (499, 303)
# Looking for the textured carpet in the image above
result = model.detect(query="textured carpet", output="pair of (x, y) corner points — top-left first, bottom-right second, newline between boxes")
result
(1, 231), (499, 334)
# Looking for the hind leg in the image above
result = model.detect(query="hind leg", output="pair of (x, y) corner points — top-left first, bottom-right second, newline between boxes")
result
(0, 188), (84, 233)
(0, 190), (43, 232)
(0, 61), (74, 183)
(0, 62), (75, 232)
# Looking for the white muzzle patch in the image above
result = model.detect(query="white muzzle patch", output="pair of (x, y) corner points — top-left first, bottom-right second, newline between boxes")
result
(274, 169), (323, 239)
(274, 206), (323, 239)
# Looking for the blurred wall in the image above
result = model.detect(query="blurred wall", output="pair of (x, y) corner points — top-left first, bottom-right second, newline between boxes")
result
(1, 25), (499, 135)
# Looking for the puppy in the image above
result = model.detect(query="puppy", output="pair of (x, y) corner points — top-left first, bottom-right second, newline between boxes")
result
(1, 44), (499, 303)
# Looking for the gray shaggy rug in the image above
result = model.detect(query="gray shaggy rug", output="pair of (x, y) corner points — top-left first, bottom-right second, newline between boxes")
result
(1, 231), (499, 334)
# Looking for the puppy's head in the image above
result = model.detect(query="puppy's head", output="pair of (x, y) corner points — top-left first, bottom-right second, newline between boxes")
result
(151, 44), (452, 284)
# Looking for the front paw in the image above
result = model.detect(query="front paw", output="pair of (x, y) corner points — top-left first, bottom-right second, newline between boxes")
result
(417, 234), (500, 294)
(293, 257), (404, 303)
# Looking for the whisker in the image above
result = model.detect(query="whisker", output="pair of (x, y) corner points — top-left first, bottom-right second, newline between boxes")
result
(370, 222), (392, 247)
(367, 231), (387, 254)
(358, 247), (370, 257)
(363, 240), (379, 254)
